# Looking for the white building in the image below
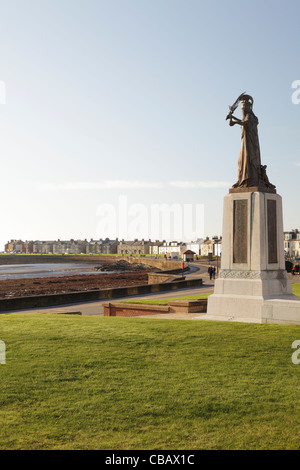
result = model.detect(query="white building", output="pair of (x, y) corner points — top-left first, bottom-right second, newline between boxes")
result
(186, 239), (204, 256)
(212, 236), (222, 256)
(158, 241), (187, 258)
(200, 238), (214, 256)
(284, 229), (300, 258)
(200, 236), (222, 257)
(149, 241), (164, 255)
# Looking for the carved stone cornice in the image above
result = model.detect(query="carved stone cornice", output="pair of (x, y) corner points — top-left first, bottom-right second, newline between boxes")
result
(219, 269), (287, 280)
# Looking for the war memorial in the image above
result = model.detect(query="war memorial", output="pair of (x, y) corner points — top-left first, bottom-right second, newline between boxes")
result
(203, 93), (300, 324)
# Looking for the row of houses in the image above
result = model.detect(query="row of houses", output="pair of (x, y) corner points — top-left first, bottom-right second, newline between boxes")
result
(4, 236), (223, 258)
(4, 238), (119, 255)
(6, 228), (300, 259)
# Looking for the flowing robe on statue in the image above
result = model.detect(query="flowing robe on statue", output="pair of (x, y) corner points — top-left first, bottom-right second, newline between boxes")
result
(236, 112), (261, 187)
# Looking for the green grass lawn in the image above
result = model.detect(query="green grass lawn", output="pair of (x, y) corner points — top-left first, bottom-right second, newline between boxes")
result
(293, 282), (300, 299)
(119, 293), (211, 305)
(119, 283), (300, 305)
(0, 313), (300, 450)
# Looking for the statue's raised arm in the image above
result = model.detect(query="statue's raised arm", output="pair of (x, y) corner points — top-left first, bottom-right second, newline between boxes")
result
(228, 93), (275, 192)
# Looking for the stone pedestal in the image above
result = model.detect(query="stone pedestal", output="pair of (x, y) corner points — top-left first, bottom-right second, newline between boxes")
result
(202, 190), (300, 324)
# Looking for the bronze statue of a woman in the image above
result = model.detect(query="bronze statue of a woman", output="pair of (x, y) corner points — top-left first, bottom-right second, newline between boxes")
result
(227, 93), (275, 191)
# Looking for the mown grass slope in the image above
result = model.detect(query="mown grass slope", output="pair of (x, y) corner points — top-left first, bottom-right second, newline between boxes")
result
(0, 313), (299, 450)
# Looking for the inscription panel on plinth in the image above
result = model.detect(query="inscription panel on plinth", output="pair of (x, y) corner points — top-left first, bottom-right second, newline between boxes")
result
(233, 199), (248, 264)
(267, 199), (278, 264)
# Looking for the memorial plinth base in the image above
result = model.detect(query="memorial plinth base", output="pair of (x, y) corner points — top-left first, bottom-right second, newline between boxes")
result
(203, 288), (300, 325)
(200, 190), (300, 325)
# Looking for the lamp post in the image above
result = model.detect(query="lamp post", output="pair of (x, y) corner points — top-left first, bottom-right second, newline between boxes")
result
(217, 251), (221, 274)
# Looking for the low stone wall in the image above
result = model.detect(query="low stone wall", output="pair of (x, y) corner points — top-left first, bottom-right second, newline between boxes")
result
(168, 300), (207, 313)
(147, 273), (185, 284)
(127, 257), (182, 271)
(103, 299), (208, 317)
(147, 265), (190, 284)
(103, 302), (170, 317)
(0, 278), (202, 312)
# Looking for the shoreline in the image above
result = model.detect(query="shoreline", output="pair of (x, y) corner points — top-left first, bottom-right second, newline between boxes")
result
(0, 271), (152, 299)
(0, 259), (160, 299)
(0, 263), (105, 280)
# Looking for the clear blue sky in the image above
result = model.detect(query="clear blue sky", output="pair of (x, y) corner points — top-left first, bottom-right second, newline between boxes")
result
(1, 0), (299, 249)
